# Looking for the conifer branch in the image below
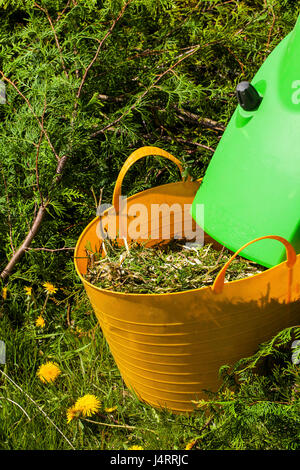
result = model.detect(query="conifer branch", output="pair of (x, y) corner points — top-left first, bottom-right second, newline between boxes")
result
(90, 45), (201, 138)
(1, 1), (135, 280)
(35, 97), (47, 206)
(0, 71), (60, 161)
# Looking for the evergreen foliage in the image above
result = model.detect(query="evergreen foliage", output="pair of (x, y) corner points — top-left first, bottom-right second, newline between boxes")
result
(0, 0), (299, 285)
(195, 326), (300, 450)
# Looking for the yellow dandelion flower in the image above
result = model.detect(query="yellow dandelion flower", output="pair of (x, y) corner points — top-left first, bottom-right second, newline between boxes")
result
(105, 406), (117, 413)
(43, 282), (58, 295)
(2, 287), (7, 300)
(35, 315), (45, 328)
(185, 439), (197, 450)
(67, 405), (81, 424)
(37, 361), (61, 383)
(24, 286), (32, 296)
(128, 445), (144, 450)
(73, 394), (101, 417)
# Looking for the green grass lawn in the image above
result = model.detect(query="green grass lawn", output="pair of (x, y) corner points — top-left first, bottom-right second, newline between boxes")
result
(1, 281), (299, 450)
(0, 285), (209, 450)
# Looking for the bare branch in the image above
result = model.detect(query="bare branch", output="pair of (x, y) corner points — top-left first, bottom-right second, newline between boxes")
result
(172, 106), (225, 131)
(159, 135), (215, 152)
(0, 71), (60, 161)
(75, 0), (134, 106)
(0, 165), (15, 254)
(26, 247), (75, 252)
(0, 205), (47, 280)
(223, 44), (245, 74)
(34, 2), (69, 79)
(56, 0), (72, 22)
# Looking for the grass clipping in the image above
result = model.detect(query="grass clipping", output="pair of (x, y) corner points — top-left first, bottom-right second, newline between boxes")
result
(84, 239), (266, 294)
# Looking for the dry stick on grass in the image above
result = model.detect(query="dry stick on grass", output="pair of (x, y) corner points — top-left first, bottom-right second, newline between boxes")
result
(82, 418), (137, 430)
(82, 418), (158, 434)
(0, 396), (31, 421)
(0, 370), (75, 450)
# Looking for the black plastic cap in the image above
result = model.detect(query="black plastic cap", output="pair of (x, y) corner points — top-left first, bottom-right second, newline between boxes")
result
(236, 81), (262, 111)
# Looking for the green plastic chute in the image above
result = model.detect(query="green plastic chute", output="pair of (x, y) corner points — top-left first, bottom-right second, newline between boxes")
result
(191, 16), (300, 268)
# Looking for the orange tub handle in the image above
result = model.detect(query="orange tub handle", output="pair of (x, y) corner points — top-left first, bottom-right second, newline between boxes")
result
(112, 146), (187, 213)
(212, 235), (297, 297)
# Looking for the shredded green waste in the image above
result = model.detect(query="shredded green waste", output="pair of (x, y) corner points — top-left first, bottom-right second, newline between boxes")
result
(84, 239), (266, 294)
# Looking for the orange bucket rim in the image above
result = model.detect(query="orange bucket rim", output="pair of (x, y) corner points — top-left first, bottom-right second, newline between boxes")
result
(74, 146), (297, 298)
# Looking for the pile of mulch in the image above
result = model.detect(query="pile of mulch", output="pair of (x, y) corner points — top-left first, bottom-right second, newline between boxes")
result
(84, 238), (266, 294)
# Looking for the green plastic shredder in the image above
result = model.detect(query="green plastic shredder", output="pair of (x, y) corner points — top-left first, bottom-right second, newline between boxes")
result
(191, 15), (300, 268)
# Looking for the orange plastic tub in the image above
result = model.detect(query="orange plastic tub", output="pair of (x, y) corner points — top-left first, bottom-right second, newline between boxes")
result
(74, 147), (300, 413)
